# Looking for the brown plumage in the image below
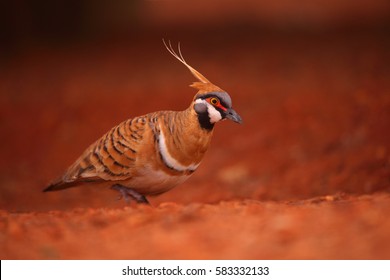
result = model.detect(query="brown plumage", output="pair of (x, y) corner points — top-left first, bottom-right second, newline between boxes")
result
(44, 41), (242, 204)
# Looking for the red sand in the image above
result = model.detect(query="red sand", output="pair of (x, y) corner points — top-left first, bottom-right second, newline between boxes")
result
(1, 194), (390, 259)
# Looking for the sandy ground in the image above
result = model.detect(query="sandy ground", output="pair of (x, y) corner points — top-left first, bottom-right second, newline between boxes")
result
(0, 31), (389, 259)
(2, 194), (390, 259)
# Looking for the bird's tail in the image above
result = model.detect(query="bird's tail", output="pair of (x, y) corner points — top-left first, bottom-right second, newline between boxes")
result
(43, 179), (79, 192)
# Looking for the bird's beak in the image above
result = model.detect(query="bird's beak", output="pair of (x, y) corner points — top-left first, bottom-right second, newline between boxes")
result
(225, 108), (243, 124)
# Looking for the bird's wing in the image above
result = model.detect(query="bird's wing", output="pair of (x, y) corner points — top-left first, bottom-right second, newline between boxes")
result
(44, 116), (148, 191)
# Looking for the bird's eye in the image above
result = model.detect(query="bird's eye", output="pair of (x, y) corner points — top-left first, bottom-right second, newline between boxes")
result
(210, 97), (219, 105)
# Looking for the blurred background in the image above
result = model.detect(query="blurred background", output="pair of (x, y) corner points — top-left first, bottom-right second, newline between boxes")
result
(1, 0), (390, 211)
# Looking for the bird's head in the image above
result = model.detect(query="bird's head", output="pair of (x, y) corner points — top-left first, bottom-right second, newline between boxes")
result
(164, 40), (242, 130)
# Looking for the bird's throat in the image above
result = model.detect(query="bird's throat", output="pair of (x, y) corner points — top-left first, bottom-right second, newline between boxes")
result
(197, 112), (214, 131)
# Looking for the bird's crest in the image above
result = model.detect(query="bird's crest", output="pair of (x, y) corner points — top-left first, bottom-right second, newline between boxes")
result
(163, 39), (224, 94)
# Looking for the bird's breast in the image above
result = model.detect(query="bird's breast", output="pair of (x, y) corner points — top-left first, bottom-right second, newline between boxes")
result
(118, 110), (213, 195)
(157, 129), (201, 172)
(154, 109), (213, 172)
(122, 165), (192, 195)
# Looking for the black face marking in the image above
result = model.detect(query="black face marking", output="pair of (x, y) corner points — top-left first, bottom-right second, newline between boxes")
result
(194, 99), (217, 130)
(197, 111), (214, 130)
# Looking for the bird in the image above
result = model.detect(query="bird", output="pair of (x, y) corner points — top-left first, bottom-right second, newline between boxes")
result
(43, 40), (242, 204)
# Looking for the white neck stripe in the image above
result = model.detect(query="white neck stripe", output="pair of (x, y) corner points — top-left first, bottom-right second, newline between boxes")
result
(158, 130), (200, 172)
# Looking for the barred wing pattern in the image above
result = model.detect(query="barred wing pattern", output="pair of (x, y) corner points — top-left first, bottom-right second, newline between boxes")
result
(45, 115), (149, 190)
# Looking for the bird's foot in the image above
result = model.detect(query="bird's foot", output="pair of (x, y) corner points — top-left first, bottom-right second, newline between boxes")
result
(111, 184), (150, 205)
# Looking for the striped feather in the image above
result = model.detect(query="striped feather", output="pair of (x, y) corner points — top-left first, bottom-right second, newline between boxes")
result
(44, 108), (213, 193)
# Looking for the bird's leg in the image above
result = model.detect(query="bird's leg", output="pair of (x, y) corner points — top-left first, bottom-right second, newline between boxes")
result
(111, 184), (150, 205)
